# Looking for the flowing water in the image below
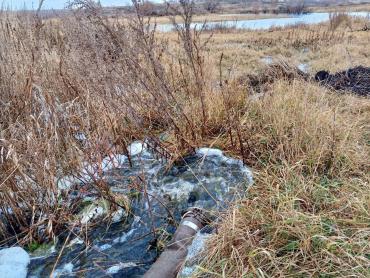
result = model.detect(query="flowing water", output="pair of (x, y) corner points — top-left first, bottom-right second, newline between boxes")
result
(157, 12), (369, 32)
(28, 146), (252, 277)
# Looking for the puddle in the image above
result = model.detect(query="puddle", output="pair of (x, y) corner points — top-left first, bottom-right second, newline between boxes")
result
(27, 147), (252, 277)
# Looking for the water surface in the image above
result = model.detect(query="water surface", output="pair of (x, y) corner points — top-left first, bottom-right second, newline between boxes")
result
(28, 147), (252, 277)
(158, 12), (369, 32)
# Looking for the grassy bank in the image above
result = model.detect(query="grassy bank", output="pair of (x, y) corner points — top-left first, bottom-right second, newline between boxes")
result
(168, 15), (369, 74)
(0, 1), (369, 276)
(145, 13), (289, 24)
(147, 3), (370, 24)
(196, 80), (370, 277)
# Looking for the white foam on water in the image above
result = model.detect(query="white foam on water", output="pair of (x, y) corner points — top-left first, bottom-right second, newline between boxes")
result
(79, 199), (125, 224)
(57, 154), (127, 190)
(133, 216), (142, 227)
(180, 232), (212, 277)
(128, 141), (145, 156)
(68, 237), (84, 247)
(146, 164), (162, 176)
(197, 148), (223, 157)
(0, 247), (30, 278)
(106, 262), (137, 274)
(224, 157), (243, 167)
(198, 147), (253, 184)
(101, 154), (127, 171)
(112, 208), (127, 223)
(181, 266), (195, 277)
(57, 175), (79, 191)
(81, 206), (106, 224)
(159, 180), (196, 200)
(187, 232), (211, 259)
(113, 228), (136, 244)
(98, 244), (112, 251)
(52, 262), (74, 278)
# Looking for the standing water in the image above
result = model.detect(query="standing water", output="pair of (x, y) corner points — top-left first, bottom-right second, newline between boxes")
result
(157, 12), (369, 32)
(27, 145), (252, 277)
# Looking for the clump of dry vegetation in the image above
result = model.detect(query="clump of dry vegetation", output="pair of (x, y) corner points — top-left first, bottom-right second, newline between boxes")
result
(196, 80), (370, 277)
(0, 0), (230, 245)
(0, 0), (369, 276)
(329, 12), (353, 31)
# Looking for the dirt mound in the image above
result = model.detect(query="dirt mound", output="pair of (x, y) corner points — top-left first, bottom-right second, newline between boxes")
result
(240, 64), (369, 97)
(239, 62), (309, 93)
(315, 66), (370, 96)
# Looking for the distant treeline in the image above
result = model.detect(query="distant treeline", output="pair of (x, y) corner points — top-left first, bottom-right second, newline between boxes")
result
(36, 0), (370, 18)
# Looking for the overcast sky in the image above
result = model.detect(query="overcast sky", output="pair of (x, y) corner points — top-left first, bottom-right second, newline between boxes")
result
(1, 0), (163, 10)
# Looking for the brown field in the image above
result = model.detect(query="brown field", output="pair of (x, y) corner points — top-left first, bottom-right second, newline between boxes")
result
(146, 13), (288, 24)
(311, 2), (370, 12)
(161, 15), (370, 74)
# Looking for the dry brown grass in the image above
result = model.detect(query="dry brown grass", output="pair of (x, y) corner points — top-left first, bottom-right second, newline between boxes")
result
(169, 16), (369, 75)
(313, 3), (370, 13)
(0, 11), (125, 244)
(0, 1), (224, 245)
(0, 1), (369, 276)
(195, 81), (370, 277)
(142, 13), (288, 25)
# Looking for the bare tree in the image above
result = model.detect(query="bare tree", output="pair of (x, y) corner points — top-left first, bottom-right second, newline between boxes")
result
(203, 0), (220, 13)
(286, 0), (307, 14)
(140, 0), (157, 16)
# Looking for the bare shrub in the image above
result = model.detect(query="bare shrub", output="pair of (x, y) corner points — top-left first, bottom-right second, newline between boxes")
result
(138, 0), (160, 16)
(203, 0), (220, 13)
(274, 0), (308, 15)
(0, 0), (214, 244)
(329, 12), (353, 31)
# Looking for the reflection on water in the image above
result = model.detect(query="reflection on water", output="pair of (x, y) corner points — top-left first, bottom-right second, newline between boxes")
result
(158, 12), (369, 32)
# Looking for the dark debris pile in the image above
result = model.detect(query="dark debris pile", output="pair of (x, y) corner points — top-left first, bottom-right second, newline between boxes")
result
(315, 66), (370, 96)
(238, 62), (309, 93)
(240, 64), (370, 97)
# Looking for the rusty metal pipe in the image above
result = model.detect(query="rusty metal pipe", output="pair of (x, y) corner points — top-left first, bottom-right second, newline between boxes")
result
(143, 207), (210, 278)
